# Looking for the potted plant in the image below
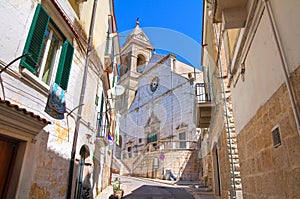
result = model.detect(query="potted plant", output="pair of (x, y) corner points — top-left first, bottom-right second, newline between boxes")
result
(112, 177), (124, 199)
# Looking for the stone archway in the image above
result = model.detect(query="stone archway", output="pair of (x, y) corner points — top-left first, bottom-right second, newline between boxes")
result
(136, 54), (146, 73)
(76, 145), (93, 199)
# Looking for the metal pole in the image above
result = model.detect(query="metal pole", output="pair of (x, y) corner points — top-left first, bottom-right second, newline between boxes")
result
(66, 0), (99, 198)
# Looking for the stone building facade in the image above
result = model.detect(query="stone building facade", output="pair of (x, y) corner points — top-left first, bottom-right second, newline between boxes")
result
(200, 1), (243, 198)
(202, 0), (300, 198)
(0, 0), (119, 198)
(115, 23), (203, 180)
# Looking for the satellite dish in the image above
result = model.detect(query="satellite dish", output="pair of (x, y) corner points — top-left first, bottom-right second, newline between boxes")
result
(110, 85), (125, 96)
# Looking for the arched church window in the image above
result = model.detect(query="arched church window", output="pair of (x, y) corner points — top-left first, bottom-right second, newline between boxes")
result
(136, 54), (146, 73)
(120, 56), (129, 76)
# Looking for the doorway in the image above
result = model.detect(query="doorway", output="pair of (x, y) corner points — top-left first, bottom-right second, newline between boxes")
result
(0, 135), (20, 199)
(212, 143), (221, 196)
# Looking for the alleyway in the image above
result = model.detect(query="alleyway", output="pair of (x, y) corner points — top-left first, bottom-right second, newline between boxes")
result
(96, 174), (216, 199)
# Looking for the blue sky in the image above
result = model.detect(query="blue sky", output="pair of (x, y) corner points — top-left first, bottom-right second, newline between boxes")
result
(114, 0), (203, 69)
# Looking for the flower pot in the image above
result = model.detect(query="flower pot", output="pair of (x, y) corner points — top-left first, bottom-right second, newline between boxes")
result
(113, 189), (124, 199)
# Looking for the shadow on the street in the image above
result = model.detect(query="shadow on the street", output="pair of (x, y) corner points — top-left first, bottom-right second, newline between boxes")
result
(123, 185), (194, 199)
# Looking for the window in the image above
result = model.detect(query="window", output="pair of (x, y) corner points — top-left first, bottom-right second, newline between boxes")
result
(120, 56), (129, 76)
(20, 4), (74, 90)
(136, 54), (145, 73)
(179, 132), (186, 149)
(272, 126), (282, 148)
(147, 133), (157, 144)
(97, 111), (109, 137)
(127, 147), (132, 158)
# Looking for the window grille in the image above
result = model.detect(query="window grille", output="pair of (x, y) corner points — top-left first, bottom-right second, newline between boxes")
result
(272, 126), (281, 148)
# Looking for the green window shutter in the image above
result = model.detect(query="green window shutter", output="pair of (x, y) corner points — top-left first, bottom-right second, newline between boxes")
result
(21, 4), (50, 73)
(55, 40), (74, 90)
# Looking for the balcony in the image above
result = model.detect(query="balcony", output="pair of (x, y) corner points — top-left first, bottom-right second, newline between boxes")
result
(212, 0), (249, 29)
(195, 83), (214, 128)
(95, 111), (110, 147)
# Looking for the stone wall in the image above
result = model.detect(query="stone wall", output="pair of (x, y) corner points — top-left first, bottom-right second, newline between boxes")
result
(29, 131), (69, 199)
(205, 97), (242, 199)
(237, 66), (300, 199)
(200, 91), (243, 198)
(218, 128), (232, 199)
(123, 149), (200, 181)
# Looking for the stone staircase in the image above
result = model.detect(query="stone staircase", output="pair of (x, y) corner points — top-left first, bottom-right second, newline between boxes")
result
(112, 155), (131, 175)
(123, 140), (200, 180)
(225, 96), (242, 197)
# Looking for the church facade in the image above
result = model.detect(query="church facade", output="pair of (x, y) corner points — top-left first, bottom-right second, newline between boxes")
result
(115, 22), (203, 180)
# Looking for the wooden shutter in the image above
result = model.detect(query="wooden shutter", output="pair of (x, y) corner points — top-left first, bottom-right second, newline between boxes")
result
(55, 40), (74, 90)
(20, 4), (50, 73)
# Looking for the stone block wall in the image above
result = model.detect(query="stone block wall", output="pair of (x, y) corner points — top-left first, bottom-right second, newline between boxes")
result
(237, 66), (300, 199)
(201, 93), (242, 199)
(123, 149), (200, 181)
(206, 97), (242, 199)
(29, 131), (69, 199)
(218, 128), (232, 199)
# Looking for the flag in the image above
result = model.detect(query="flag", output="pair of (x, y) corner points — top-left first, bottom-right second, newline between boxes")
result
(108, 120), (115, 142)
(115, 119), (120, 145)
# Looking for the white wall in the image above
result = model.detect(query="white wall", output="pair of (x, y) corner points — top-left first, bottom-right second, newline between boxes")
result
(81, 0), (111, 64)
(0, 1), (114, 197)
(0, 0), (35, 66)
(271, 0), (300, 72)
(231, 0), (300, 133)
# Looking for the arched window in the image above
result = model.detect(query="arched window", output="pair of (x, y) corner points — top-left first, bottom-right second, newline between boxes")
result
(136, 54), (146, 73)
(120, 56), (129, 76)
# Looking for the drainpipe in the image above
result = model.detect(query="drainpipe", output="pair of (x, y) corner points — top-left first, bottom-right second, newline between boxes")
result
(262, 0), (300, 136)
(213, 24), (237, 199)
(66, 0), (99, 198)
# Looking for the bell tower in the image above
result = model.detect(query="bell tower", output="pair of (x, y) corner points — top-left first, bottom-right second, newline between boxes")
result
(117, 20), (154, 113)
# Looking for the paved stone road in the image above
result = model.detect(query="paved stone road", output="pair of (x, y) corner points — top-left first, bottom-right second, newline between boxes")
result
(96, 174), (194, 199)
(96, 174), (218, 199)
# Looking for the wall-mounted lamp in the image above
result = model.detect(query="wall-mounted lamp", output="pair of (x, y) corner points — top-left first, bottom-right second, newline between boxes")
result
(0, 54), (29, 74)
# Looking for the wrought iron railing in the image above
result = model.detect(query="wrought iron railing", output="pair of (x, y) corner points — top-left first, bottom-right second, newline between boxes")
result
(96, 111), (110, 137)
(195, 83), (212, 103)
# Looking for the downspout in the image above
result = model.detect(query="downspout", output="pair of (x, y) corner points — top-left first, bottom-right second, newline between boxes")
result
(213, 24), (237, 199)
(98, 92), (105, 136)
(67, 0), (99, 198)
(262, 0), (300, 136)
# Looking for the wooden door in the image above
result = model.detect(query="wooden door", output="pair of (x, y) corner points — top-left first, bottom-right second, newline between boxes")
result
(0, 137), (18, 199)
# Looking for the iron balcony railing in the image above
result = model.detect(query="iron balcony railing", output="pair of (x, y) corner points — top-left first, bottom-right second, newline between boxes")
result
(195, 83), (212, 103)
(96, 111), (110, 137)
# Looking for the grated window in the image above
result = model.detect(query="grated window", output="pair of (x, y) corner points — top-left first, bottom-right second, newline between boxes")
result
(272, 126), (281, 148)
